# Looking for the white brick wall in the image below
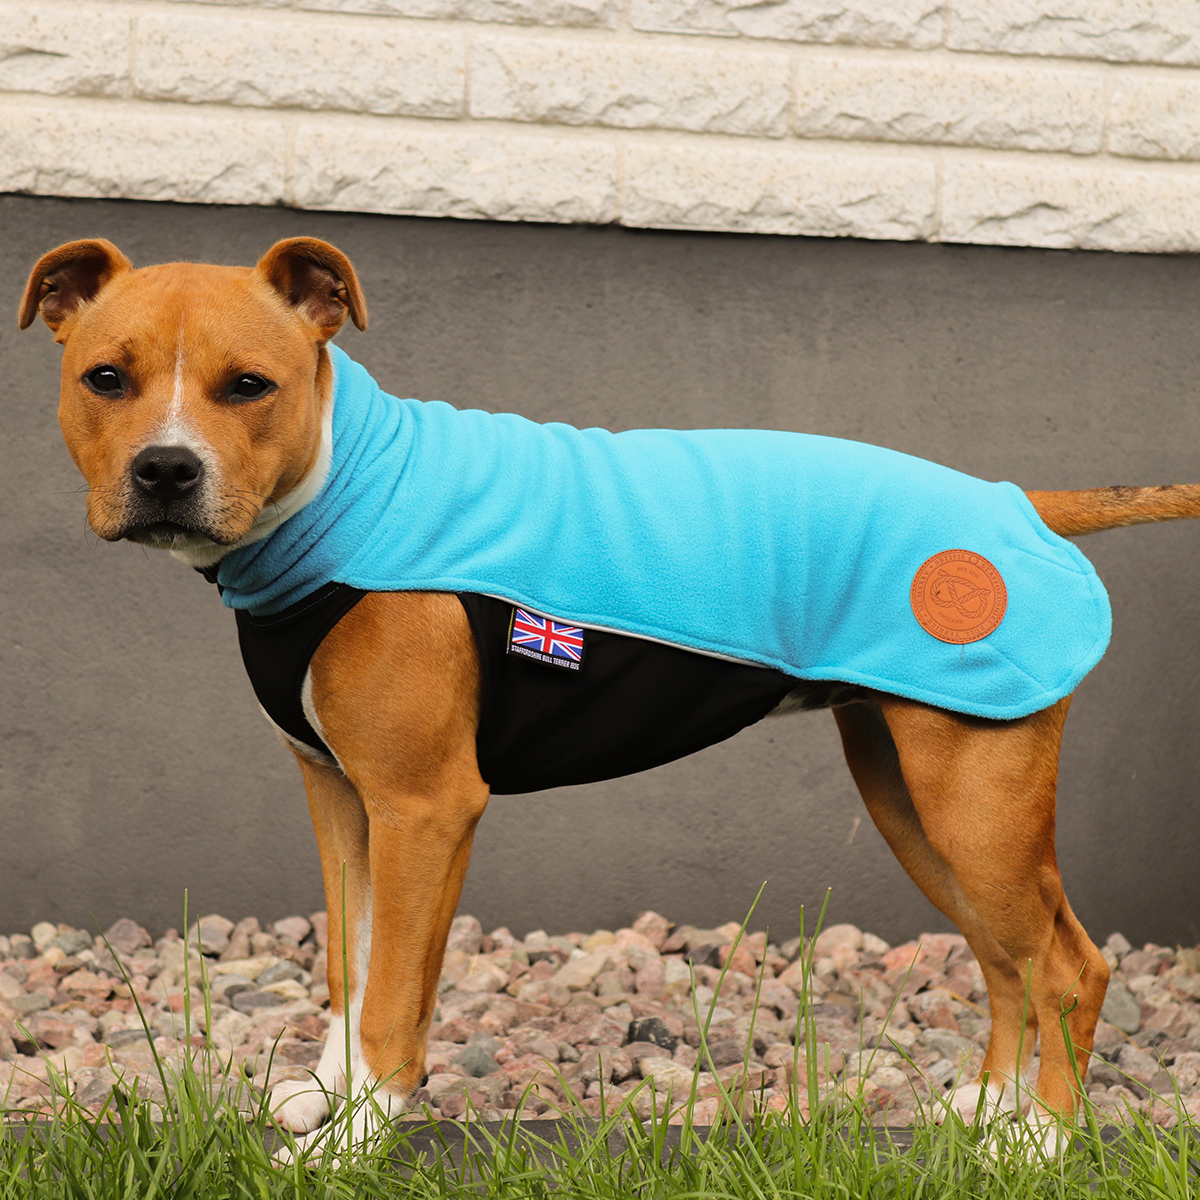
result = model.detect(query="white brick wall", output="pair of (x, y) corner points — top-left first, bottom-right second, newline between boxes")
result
(3, 0), (1200, 251)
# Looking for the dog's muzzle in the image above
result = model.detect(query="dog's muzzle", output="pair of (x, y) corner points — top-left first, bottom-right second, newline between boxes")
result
(131, 445), (204, 500)
(120, 445), (215, 545)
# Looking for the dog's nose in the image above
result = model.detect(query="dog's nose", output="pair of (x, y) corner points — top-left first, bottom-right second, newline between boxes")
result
(131, 445), (204, 499)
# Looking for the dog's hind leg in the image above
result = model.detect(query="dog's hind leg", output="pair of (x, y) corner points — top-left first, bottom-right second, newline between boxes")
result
(268, 756), (371, 1136)
(860, 697), (1108, 1134)
(834, 702), (1036, 1121)
(834, 699), (1108, 1132)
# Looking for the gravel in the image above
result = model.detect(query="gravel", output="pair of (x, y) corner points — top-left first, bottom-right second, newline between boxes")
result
(1, 915), (1196, 1129)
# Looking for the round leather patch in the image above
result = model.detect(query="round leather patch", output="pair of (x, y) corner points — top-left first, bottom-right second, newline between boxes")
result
(911, 550), (1007, 644)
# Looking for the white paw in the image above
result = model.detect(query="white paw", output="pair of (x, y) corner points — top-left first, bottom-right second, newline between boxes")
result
(937, 1077), (1028, 1125)
(970, 1108), (1074, 1164)
(272, 1080), (407, 1167)
(1021, 1105), (1074, 1159)
(269, 1077), (333, 1134)
(269, 1014), (348, 1133)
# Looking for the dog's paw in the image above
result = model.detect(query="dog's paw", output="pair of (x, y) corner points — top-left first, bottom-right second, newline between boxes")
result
(269, 1077), (333, 1133)
(936, 1077), (1027, 1126)
(1021, 1105), (1074, 1159)
(271, 1079), (407, 1167)
(970, 1107), (1075, 1165)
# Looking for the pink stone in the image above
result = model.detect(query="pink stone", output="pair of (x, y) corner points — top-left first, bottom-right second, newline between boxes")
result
(309, 912), (328, 949)
(616, 929), (659, 954)
(814, 925), (863, 957)
(634, 958), (666, 997)
(554, 1010), (627, 1048)
(446, 916), (483, 957)
(881, 942), (926, 972)
(273, 917), (312, 944)
(456, 964), (508, 994)
(718, 945), (758, 977)
(915, 933), (966, 965)
(103, 918), (151, 956)
(433, 1017), (480, 1044)
(631, 912), (670, 950)
(776, 960), (811, 995)
(60, 970), (113, 998)
(25, 1013), (96, 1050)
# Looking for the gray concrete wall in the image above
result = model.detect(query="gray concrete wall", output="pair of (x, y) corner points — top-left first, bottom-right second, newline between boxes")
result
(4, 192), (1200, 948)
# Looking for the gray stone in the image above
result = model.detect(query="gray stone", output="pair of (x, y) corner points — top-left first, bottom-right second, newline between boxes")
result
(190, 915), (233, 957)
(126, 950), (161, 979)
(1116, 1043), (1167, 1091)
(232, 990), (287, 1014)
(523, 931), (564, 964)
(255, 960), (302, 987)
(104, 918), (151, 956)
(466, 1033), (503, 1055)
(106, 1028), (153, 1050)
(8, 935), (35, 960)
(90, 946), (122, 976)
(1177, 948), (1200, 974)
(454, 1043), (500, 1078)
(1106, 933), (1133, 959)
(249, 932), (279, 957)
(9, 992), (50, 1016)
(1101, 979), (1142, 1034)
(779, 936), (806, 962)
(1091, 1019), (1127, 1061)
(76, 1076), (119, 1107)
(212, 974), (255, 1003)
(916, 1028), (978, 1063)
(220, 917), (259, 963)
(683, 943), (722, 968)
(51, 930), (92, 956)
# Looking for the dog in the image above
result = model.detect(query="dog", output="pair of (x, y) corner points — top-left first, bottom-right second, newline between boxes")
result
(20, 236), (1200, 1155)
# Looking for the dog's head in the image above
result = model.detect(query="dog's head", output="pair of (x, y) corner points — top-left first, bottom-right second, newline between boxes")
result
(19, 238), (367, 566)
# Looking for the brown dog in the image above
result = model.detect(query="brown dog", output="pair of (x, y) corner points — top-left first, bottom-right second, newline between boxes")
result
(20, 236), (1200, 1154)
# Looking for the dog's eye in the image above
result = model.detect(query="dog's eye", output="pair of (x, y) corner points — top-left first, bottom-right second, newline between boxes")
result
(228, 374), (274, 402)
(83, 365), (124, 397)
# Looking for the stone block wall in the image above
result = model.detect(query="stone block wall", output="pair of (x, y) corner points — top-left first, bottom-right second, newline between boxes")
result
(3, 2), (1200, 252)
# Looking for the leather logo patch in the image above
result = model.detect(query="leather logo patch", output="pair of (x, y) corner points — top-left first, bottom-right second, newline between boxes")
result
(911, 550), (1007, 644)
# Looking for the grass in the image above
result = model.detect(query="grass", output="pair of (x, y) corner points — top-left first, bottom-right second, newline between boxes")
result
(2, 900), (1197, 1197)
(3, 1062), (1199, 1199)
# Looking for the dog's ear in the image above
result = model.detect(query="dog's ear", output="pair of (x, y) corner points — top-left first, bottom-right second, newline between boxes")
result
(18, 239), (133, 335)
(255, 238), (368, 338)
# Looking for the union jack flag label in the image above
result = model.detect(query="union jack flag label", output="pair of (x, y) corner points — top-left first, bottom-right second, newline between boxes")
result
(508, 608), (585, 670)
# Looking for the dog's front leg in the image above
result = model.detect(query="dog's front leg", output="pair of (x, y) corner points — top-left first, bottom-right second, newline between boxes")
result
(273, 592), (488, 1161)
(269, 756), (370, 1137)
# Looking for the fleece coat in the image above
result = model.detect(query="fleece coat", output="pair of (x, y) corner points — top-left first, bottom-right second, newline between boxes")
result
(213, 346), (1111, 720)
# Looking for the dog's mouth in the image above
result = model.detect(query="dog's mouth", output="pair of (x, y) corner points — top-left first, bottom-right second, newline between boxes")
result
(119, 519), (228, 549)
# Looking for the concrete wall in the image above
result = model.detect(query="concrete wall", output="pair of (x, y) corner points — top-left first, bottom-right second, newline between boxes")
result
(3, 0), (1200, 251)
(4, 192), (1200, 948)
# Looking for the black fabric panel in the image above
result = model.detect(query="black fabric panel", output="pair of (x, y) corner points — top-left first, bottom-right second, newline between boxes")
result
(235, 582), (368, 757)
(458, 593), (796, 795)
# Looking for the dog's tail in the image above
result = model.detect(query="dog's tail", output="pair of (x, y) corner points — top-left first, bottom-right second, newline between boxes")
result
(1026, 485), (1200, 537)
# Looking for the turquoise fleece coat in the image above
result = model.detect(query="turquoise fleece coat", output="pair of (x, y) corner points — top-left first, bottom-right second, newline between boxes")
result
(213, 346), (1111, 720)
